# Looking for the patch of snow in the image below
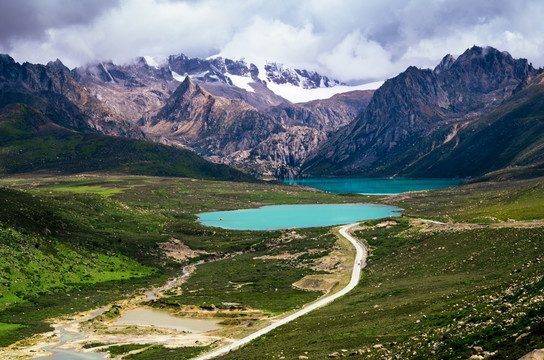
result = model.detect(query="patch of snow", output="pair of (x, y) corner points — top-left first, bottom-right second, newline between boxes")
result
(266, 81), (384, 103)
(228, 74), (255, 93)
(206, 54), (222, 60)
(143, 56), (161, 68)
(191, 70), (210, 79)
(100, 63), (115, 82)
(171, 70), (186, 82)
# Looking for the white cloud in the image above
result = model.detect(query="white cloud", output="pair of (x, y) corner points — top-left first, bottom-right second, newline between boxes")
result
(401, 15), (544, 68)
(317, 31), (395, 83)
(7, 0), (245, 67)
(1, 0), (544, 82)
(219, 17), (322, 71)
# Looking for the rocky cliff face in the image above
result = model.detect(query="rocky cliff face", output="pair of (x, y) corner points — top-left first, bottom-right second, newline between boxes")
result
(71, 58), (179, 123)
(303, 46), (540, 177)
(141, 77), (285, 157)
(224, 126), (326, 178)
(437, 46), (537, 113)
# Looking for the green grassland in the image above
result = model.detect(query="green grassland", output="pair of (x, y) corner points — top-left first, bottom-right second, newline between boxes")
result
(383, 178), (544, 223)
(0, 227), (156, 311)
(0, 173), (543, 359)
(216, 179), (544, 360)
(125, 345), (210, 359)
(161, 230), (337, 314)
(83, 343), (209, 359)
(0, 174), (366, 346)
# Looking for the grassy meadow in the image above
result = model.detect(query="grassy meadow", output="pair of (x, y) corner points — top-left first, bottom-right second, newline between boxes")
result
(0, 173), (542, 359)
(0, 174), (365, 346)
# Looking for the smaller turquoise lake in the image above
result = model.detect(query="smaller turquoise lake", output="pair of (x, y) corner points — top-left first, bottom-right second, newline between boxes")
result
(284, 178), (462, 195)
(198, 204), (402, 230)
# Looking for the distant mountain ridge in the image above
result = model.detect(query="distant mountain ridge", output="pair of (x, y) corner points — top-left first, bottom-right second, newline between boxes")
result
(2, 46), (543, 180)
(74, 53), (356, 111)
(0, 51), (370, 178)
(302, 46), (542, 179)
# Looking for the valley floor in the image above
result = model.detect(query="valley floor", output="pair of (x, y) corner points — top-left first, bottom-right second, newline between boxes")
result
(0, 175), (542, 359)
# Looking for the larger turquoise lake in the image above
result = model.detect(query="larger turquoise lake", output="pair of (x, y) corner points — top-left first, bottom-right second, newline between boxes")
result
(198, 203), (402, 230)
(284, 178), (462, 195)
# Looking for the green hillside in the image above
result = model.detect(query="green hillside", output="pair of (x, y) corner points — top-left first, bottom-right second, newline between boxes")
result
(0, 103), (255, 182)
(0, 174), (366, 347)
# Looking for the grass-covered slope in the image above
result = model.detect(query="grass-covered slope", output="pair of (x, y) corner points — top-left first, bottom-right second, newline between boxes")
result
(0, 175), (367, 347)
(215, 179), (544, 360)
(0, 103), (255, 182)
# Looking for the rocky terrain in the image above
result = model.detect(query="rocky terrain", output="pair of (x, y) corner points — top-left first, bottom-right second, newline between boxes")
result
(0, 54), (143, 139)
(302, 46), (542, 178)
(267, 90), (374, 132)
(65, 53), (370, 178)
(2, 46), (543, 179)
(140, 77), (285, 157)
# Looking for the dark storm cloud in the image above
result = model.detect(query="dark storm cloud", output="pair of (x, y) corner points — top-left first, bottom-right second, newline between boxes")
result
(1, 0), (543, 83)
(0, 0), (121, 49)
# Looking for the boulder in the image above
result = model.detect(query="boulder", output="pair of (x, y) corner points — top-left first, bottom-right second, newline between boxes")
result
(519, 349), (544, 360)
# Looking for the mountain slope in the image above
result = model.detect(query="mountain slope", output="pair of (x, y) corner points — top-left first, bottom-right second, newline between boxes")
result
(0, 103), (255, 182)
(303, 46), (540, 177)
(266, 90), (374, 132)
(302, 66), (450, 175)
(71, 58), (179, 123)
(398, 72), (544, 179)
(225, 126), (327, 178)
(0, 54), (143, 139)
(141, 77), (285, 157)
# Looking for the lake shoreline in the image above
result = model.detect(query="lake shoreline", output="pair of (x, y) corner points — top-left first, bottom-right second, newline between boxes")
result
(284, 177), (462, 195)
(198, 203), (403, 230)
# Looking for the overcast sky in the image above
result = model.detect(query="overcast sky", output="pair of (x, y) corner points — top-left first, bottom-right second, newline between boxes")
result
(1, 0), (543, 83)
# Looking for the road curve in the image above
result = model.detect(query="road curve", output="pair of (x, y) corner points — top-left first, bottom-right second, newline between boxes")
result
(193, 223), (366, 360)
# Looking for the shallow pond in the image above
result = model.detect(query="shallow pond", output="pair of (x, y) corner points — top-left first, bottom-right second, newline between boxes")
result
(41, 308), (109, 360)
(114, 309), (222, 332)
(198, 203), (402, 230)
(284, 177), (462, 195)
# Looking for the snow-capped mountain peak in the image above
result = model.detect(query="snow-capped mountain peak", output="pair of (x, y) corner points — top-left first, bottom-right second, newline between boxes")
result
(75, 52), (382, 105)
(262, 61), (343, 89)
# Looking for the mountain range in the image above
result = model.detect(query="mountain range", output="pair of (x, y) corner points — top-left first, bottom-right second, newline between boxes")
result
(0, 46), (542, 180)
(303, 46), (543, 179)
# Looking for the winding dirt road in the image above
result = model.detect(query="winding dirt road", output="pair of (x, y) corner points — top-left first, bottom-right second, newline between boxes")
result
(193, 223), (366, 360)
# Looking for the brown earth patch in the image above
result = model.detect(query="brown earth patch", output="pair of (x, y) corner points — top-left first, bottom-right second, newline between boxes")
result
(292, 276), (339, 292)
(159, 238), (210, 262)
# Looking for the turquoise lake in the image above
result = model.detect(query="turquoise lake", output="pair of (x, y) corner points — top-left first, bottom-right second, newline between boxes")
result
(198, 203), (402, 230)
(284, 178), (462, 195)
